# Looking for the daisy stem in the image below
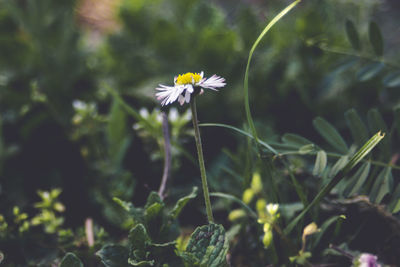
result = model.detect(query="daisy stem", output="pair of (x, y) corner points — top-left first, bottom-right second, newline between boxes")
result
(190, 98), (214, 223)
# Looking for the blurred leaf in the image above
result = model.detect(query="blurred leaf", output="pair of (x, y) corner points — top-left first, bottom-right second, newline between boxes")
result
(388, 184), (400, 213)
(330, 155), (349, 177)
(383, 71), (400, 88)
(313, 117), (348, 154)
(345, 109), (369, 147)
(170, 187), (198, 220)
(345, 19), (361, 50)
(368, 21), (384, 56)
(0, 251), (3, 264)
(313, 150), (327, 176)
(367, 108), (390, 159)
(282, 133), (313, 148)
(395, 107), (400, 140)
(370, 167), (392, 203)
(356, 62), (384, 82)
(107, 99), (130, 166)
(392, 199), (400, 214)
(346, 162), (371, 197)
(312, 215), (346, 248)
(60, 253), (83, 267)
(96, 245), (130, 267)
(180, 224), (228, 267)
(298, 144), (315, 154)
(285, 132), (384, 235)
(210, 192), (257, 218)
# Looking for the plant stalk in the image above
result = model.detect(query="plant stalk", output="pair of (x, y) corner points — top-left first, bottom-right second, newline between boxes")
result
(190, 99), (214, 223)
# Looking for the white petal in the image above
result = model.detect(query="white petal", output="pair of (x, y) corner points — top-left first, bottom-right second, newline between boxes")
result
(178, 94), (185, 105)
(184, 89), (191, 103)
(198, 75), (226, 90)
(155, 84), (185, 106)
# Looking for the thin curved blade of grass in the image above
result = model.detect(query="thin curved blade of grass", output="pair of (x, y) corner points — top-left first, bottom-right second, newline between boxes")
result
(200, 123), (278, 155)
(284, 131), (384, 235)
(244, 0), (301, 153)
(210, 192), (257, 219)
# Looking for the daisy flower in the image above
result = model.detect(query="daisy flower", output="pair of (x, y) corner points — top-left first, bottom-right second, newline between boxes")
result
(155, 71), (226, 106)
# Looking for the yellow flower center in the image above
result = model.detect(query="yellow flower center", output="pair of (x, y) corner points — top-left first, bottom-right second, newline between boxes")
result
(175, 72), (202, 85)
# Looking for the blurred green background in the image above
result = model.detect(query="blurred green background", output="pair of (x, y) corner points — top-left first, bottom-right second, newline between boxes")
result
(0, 0), (400, 265)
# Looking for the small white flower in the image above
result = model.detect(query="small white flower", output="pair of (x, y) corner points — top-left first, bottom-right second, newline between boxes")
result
(155, 71), (226, 106)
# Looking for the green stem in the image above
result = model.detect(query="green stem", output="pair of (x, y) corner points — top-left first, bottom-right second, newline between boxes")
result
(190, 99), (214, 223)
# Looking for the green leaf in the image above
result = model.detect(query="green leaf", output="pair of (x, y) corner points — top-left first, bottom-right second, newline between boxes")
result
(96, 245), (130, 267)
(0, 251), (3, 264)
(127, 259), (155, 266)
(388, 184), (400, 213)
(346, 162), (371, 197)
(383, 71), (400, 88)
(395, 107), (400, 140)
(210, 192), (257, 219)
(313, 117), (348, 154)
(113, 197), (144, 221)
(369, 21), (384, 56)
(144, 202), (164, 238)
(329, 155), (349, 177)
(345, 19), (361, 50)
(344, 109), (369, 147)
(356, 62), (384, 82)
(243, 0), (301, 153)
(128, 224), (151, 253)
(282, 133), (313, 148)
(60, 253), (84, 267)
(298, 144), (315, 155)
(145, 192), (163, 209)
(107, 99), (129, 165)
(367, 108), (390, 159)
(370, 167), (393, 203)
(284, 132), (384, 235)
(392, 199), (400, 214)
(313, 150), (327, 176)
(182, 224), (229, 267)
(170, 187), (198, 219)
(312, 215), (346, 248)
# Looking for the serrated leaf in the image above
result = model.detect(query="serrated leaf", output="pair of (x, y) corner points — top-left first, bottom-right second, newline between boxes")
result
(313, 150), (327, 176)
(383, 71), (400, 88)
(345, 19), (361, 50)
(96, 245), (130, 267)
(170, 187), (198, 219)
(183, 224), (228, 267)
(128, 224), (151, 252)
(60, 253), (83, 267)
(356, 62), (384, 82)
(369, 21), (383, 56)
(313, 117), (348, 154)
(367, 108), (390, 159)
(282, 133), (313, 148)
(145, 192), (163, 209)
(329, 155), (349, 177)
(346, 162), (371, 197)
(370, 167), (392, 203)
(127, 258), (155, 266)
(113, 197), (144, 221)
(345, 109), (369, 147)
(144, 202), (164, 238)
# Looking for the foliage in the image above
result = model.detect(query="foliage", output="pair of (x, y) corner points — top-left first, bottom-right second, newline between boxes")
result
(0, 0), (399, 266)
